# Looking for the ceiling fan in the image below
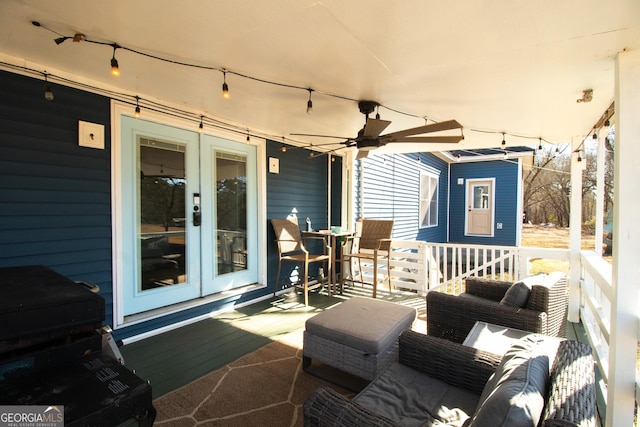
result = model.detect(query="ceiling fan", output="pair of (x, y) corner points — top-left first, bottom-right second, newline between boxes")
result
(292, 100), (464, 159)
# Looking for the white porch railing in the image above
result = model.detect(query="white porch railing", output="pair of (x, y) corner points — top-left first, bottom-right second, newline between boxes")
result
(386, 240), (630, 426)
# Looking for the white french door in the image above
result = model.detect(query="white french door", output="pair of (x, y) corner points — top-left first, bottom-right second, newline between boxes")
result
(118, 116), (257, 316)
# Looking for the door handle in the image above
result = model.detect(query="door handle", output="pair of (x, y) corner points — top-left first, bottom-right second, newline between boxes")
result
(193, 206), (201, 226)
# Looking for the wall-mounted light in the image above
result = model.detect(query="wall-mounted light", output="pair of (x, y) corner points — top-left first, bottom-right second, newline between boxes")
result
(577, 89), (593, 103)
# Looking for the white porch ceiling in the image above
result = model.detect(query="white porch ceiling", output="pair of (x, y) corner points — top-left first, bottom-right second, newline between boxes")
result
(1, 0), (638, 154)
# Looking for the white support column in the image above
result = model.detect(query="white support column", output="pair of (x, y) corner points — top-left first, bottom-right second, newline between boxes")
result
(568, 135), (583, 323)
(606, 48), (640, 427)
(594, 134), (605, 254)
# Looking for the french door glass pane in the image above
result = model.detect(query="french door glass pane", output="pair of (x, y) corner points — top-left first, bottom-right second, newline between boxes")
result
(216, 151), (247, 275)
(138, 137), (187, 290)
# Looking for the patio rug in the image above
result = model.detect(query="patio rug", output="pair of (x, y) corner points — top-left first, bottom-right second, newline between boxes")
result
(151, 329), (364, 426)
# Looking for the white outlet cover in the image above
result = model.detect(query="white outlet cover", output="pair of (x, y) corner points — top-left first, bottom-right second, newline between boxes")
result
(78, 120), (105, 149)
(269, 157), (279, 173)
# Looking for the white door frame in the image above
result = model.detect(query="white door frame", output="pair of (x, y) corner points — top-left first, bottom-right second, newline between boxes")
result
(110, 101), (267, 328)
(464, 178), (495, 237)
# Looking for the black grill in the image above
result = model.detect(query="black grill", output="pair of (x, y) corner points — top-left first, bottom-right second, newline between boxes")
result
(0, 265), (156, 426)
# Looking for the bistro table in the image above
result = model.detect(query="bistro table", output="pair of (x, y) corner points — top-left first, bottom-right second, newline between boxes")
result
(302, 229), (355, 296)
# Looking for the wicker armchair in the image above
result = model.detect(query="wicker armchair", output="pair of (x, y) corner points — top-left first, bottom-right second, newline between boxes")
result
(271, 218), (331, 306)
(427, 272), (569, 343)
(304, 331), (596, 427)
(340, 219), (394, 298)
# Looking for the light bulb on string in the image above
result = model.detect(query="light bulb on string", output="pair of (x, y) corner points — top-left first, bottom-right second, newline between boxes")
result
(306, 89), (313, 114)
(43, 72), (54, 101)
(110, 45), (120, 77)
(538, 138), (543, 151)
(246, 131), (250, 144)
(198, 116), (204, 133)
(592, 127), (597, 140)
(222, 70), (230, 99)
(134, 96), (140, 118)
(501, 133), (506, 148)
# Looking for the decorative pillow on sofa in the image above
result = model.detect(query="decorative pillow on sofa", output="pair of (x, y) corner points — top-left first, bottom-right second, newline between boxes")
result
(469, 335), (550, 427)
(499, 274), (547, 308)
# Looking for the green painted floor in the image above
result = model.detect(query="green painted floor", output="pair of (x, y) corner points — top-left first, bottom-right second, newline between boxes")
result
(120, 289), (353, 398)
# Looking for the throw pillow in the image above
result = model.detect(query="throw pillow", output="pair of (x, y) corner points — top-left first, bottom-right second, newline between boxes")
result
(499, 274), (547, 308)
(470, 335), (550, 427)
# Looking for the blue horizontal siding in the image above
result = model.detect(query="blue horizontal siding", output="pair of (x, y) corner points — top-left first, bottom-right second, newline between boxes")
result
(0, 70), (114, 328)
(356, 153), (448, 242)
(0, 70), (338, 341)
(449, 160), (520, 246)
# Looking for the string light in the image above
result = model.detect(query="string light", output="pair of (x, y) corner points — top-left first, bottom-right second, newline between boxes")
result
(537, 138), (542, 151)
(110, 45), (120, 77)
(222, 70), (230, 99)
(592, 127), (597, 140)
(198, 115), (204, 133)
(306, 89), (313, 114)
(501, 133), (506, 148)
(246, 131), (250, 144)
(281, 145), (287, 152)
(134, 95), (140, 118)
(43, 72), (54, 101)
(24, 23), (620, 157)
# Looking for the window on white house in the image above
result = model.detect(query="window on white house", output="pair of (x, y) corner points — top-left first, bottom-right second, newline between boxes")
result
(420, 171), (438, 228)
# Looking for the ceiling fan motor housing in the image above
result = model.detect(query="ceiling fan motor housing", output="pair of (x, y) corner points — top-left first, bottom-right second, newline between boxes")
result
(358, 100), (378, 116)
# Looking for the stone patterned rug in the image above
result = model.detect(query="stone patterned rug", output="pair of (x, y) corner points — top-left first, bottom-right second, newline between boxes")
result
(151, 329), (360, 426)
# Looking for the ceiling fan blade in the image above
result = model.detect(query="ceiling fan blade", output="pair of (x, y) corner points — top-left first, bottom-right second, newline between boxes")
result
(380, 119), (462, 141)
(382, 135), (464, 144)
(362, 118), (391, 138)
(356, 150), (370, 160)
(290, 133), (351, 139)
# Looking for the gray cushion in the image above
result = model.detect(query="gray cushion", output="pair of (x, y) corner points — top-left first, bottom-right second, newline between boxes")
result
(500, 274), (547, 307)
(305, 297), (416, 353)
(355, 362), (479, 427)
(470, 335), (551, 427)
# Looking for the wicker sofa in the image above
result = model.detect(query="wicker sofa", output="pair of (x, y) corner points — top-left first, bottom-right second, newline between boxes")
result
(304, 330), (596, 427)
(426, 272), (568, 344)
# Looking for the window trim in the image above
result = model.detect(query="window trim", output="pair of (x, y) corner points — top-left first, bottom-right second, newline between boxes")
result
(419, 170), (439, 228)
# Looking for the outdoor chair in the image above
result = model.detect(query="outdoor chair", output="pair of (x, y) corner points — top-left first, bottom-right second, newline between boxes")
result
(426, 272), (569, 343)
(271, 218), (331, 306)
(340, 219), (394, 298)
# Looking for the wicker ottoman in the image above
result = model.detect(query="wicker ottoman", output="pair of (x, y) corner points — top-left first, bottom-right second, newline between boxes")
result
(302, 297), (416, 381)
